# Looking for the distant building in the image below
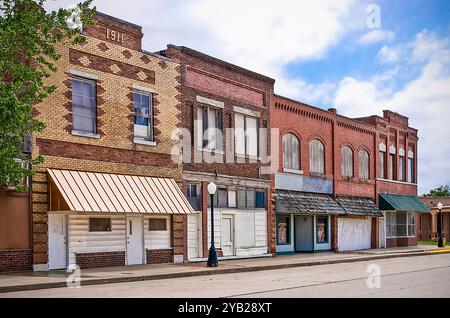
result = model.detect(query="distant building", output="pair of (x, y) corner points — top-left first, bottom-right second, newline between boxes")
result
(419, 197), (450, 241)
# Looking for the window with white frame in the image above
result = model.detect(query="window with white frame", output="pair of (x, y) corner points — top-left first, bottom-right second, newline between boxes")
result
(133, 91), (153, 141)
(197, 106), (223, 150)
(309, 139), (325, 175)
(408, 157), (414, 183)
(359, 149), (370, 180)
(235, 113), (259, 157)
(72, 78), (96, 133)
(283, 133), (300, 171)
(385, 211), (416, 237)
(399, 155), (406, 181)
(341, 146), (353, 178)
(379, 150), (386, 178)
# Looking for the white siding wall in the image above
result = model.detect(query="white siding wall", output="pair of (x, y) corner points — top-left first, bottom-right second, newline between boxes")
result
(67, 214), (126, 265)
(187, 213), (201, 259)
(207, 208), (268, 257)
(338, 217), (372, 251)
(144, 216), (171, 250)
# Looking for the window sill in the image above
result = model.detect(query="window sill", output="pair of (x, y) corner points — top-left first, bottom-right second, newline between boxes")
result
(196, 147), (224, 155)
(134, 138), (156, 146)
(236, 153), (261, 161)
(283, 168), (303, 175)
(71, 130), (100, 139)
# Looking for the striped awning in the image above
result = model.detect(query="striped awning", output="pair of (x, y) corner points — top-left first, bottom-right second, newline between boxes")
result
(47, 169), (194, 214)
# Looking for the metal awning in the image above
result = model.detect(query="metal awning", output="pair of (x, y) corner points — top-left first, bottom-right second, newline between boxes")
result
(47, 169), (194, 214)
(379, 193), (429, 213)
(336, 196), (382, 217)
(275, 190), (346, 215)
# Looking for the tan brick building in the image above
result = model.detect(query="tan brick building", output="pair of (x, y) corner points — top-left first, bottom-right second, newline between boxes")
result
(29, 12), (193, 271)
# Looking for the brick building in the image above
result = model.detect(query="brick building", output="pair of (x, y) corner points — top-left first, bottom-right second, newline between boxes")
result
(27, 12), (194, 271)
(272, 96), (428, 253)
(160, 45), (276, 259)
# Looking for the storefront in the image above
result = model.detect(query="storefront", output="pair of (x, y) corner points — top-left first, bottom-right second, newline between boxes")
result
(379, 193), (429, 247)
(275, 190), (345, 253)
(46, 169), (194, 269)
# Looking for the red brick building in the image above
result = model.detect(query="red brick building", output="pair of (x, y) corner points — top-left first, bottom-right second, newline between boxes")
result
(272, 96), (428, 253)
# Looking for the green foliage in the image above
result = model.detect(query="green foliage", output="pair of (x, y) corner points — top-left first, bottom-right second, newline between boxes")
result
(423, 185), (450, 197)
(0, 0), (95, 190)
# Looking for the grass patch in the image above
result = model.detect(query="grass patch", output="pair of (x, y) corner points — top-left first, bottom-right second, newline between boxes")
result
(418, 240), (438, 245)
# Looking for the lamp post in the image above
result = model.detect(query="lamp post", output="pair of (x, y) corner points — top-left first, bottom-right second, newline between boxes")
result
(437, 202), (444, 248)
(207, 181), (218, 267)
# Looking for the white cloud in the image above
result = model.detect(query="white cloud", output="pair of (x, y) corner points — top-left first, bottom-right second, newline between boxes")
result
(377, 45), (400, 63)
(358, 29), (395, 45)
(333, 31), (450, 194)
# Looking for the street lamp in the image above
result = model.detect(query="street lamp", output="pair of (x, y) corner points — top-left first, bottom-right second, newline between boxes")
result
(437, 202), (444, 248)
(207, 181), (218, 267)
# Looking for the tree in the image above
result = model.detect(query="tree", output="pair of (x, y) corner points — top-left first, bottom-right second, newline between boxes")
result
(423, 185), (450, 197)
(0, 0), (95, 190)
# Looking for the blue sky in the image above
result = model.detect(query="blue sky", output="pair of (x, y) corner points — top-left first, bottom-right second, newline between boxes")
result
(46, 0), (450, 194)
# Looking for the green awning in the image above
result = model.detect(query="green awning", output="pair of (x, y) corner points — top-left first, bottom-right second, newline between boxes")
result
(379, 193), (429, 213)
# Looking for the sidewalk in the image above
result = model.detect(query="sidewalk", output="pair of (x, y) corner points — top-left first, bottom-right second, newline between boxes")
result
(1, 246), (449, 293)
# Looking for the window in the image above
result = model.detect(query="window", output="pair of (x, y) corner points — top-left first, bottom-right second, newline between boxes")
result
(236, 189), (265, 209)
(389, 153), (395, 180)
(235, 113), (259, 157)
(316, 216), (328, 243)
(359, 150), (370, 180)
(386, 212), (416, 237)
(408, 158), (414, 183)
(399, 155), (406, 181)
(89, 218), (111, 232)
(237, 190), (246, 209)
(379, 150), (386, 178)
(309, 139), (325, 175)
(149, 218), (167, 231)
(72, 78), (96, 133)
(187, 184), (201, 211)
(218, 189), (228, 208)
(276, 215), (290, 245)
(228, 190), (237, 208)
(341, 146), (353, 178)
(283, 133), (300, 171)
(255, 191), (265, 208)
(133, 92), (153, 141)
(197, 106), (223, 150)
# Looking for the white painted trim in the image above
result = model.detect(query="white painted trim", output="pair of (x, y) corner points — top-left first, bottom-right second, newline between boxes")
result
(379, 142), (386, 152)
(233, 106), (261, 118)
(132, 84), (157, 94)
(196, 95), (224, 108)
(408, 149), (414, 158)
(282, 168), (304, 175)
(133, 138), (156, 146)
(33, 264), (50, 272)
(70, 69), (99, 80)
(71, 130), (100, 139)
(399, 147), (405, 156)
(376, 178), (417, 186)
(389, 145), (396, 154)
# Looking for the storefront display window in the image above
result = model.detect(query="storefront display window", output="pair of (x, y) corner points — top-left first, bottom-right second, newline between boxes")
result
(276, 215), (290, 245)
(316, 216), (328, 243)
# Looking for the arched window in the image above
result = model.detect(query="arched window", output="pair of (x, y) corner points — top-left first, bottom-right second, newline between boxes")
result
(341, 146), (353, 178)
(359, 149), (370, 180)
(283, 133), (300, 170)
(309, 139), (325, 174)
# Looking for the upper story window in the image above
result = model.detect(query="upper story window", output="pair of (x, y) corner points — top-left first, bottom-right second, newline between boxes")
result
(283, 133), (300, 171)
(197, 106), (223, 151)
(399, 154), (406, 182)
(187, 184), (201, 211)
(408, 150), (415, 183)
(72, 78), (96, 134)
(341, 146), (353, 178)
(133, 92), (153, 141)
(359, 149), (370, 181)
(235, 113), (259, 157)
(379, 150), (386, 179)
(389, 153), (396, 180)
(309, 139), (325, 175)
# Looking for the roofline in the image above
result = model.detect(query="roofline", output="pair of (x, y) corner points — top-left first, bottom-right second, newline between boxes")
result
(166, 44), (275, 84)
(95, 11), (142, 30)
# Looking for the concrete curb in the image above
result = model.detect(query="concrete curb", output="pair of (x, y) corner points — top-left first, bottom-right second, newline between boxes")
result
(1, 249), (449, 294)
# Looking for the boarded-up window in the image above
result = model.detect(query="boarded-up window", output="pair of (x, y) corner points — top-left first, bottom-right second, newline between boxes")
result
(309, 139), (325, 174)
(359, 150), (370, 180)
(341, 146), (353, 178)
(235, 113), (259, 157)
(283, 133), (300, 170)
(89, 218), (111, 232)
(149, 218), (167, 231)
(228, 190), (237, 208)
